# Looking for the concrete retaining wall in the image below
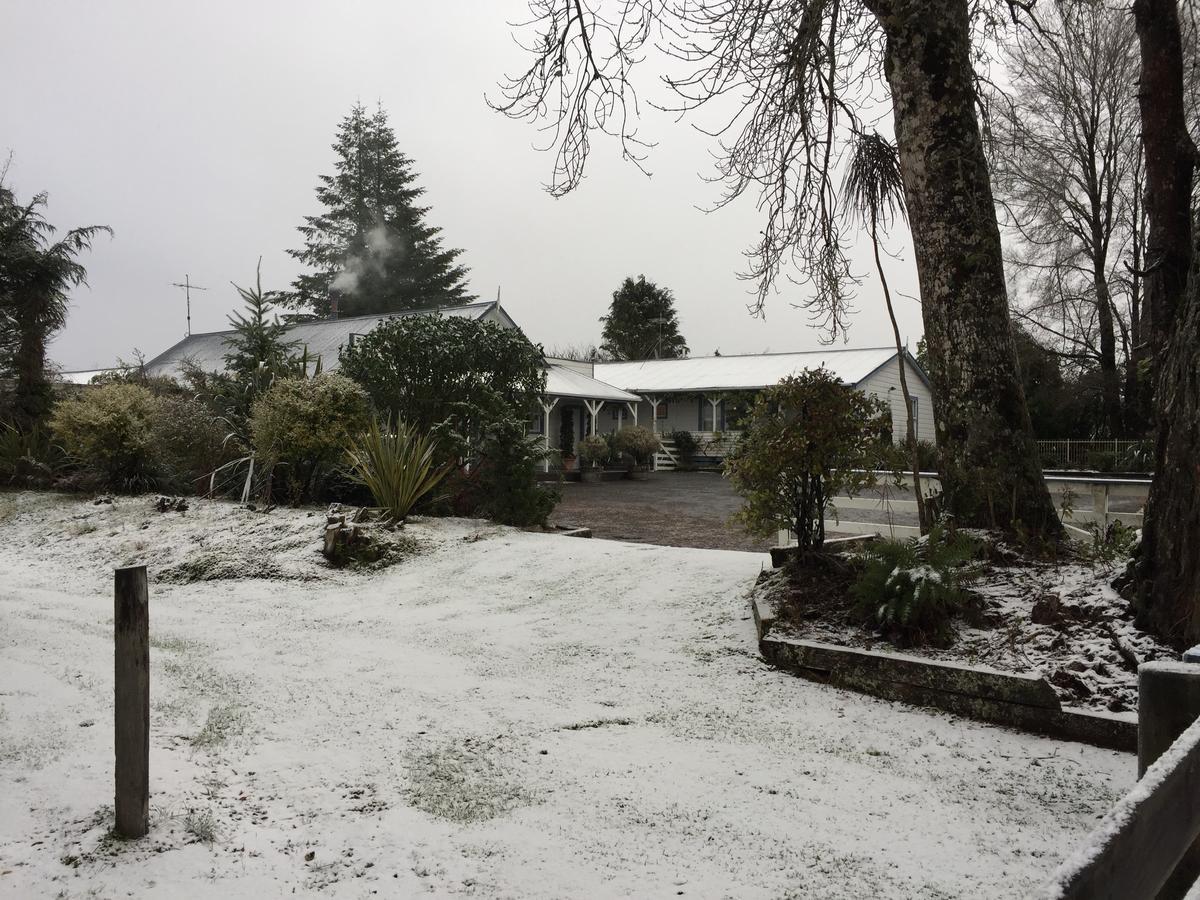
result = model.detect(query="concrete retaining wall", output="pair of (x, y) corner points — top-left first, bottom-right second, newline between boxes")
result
(753, 594), (1136, 752)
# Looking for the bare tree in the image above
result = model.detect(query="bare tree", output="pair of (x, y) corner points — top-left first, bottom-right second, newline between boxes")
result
(492, 0), (1061, 534)
(989, 2), (1141, 437)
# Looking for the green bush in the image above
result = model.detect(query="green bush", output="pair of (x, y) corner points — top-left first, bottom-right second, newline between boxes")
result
(667, 429), (698, 459)
(576, 434), (610, 466)
(612, 425), (660, 465)
(1086, 450), (1117, 473)
(339, 315), (546, 457)
(725, 369), (893, 551)
(0, 422), (66, 488)
(345, 418), (454, 524)
(461, 419), (560, 526)
(151, 396), (240, 491)
(1117, 441), (1154, 473)
(250, 373), (371, 503)
(851, 527), (981, 646)
(914, 440), (939, 472)
(49, 383), (165, 492)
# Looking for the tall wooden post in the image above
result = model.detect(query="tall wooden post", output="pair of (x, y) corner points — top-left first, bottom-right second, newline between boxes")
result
(114, 565), (149, 838)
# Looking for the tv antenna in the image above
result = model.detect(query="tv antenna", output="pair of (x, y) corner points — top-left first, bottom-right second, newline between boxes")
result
(170, 274), (208, 336)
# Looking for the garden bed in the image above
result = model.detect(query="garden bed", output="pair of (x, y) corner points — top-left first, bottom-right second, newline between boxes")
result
(751, 535), (1173, 716)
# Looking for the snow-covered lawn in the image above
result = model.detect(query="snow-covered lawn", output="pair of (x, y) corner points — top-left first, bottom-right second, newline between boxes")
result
(0, 494), (1132, 898)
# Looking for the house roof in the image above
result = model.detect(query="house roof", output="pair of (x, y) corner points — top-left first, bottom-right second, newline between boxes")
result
(545, 364), (641, 403)
(143, 301), (509, 379)
(592, 347), (907, 393)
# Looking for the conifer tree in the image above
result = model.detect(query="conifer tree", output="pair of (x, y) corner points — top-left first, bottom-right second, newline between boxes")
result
(223, 258), (297, 384)
(599, 275), (688, 360)
(284, 103), (472, 317)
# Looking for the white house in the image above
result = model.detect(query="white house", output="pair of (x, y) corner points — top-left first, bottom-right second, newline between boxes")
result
(140, 300), (935, 471)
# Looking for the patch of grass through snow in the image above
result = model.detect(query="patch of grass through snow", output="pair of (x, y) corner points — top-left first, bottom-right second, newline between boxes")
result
(157, 550), (294, 584)
(184, 807), (218, 843)
(190, 702), (245, 750)
(403, 741), (532, 823)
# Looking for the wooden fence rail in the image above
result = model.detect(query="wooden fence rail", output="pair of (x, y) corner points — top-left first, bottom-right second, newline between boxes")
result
(1041, 661), (1200, 900)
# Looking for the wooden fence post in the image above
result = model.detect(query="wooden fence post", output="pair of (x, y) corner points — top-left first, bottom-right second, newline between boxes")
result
(1139, 658), (1200, 898)
(114, 565), (149, 839)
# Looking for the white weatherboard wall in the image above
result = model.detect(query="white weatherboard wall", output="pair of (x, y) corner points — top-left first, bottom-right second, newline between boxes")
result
(856, 356), (936, 444)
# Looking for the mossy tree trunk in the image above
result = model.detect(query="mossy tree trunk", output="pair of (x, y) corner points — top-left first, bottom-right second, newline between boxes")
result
(864, 0), (1061, 535)
(1126, 0), (1200, 646)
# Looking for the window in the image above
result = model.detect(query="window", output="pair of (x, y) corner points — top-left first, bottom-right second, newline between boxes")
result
(699, 396), (725, 431)
(655, 401), (669, 419)
(528, 412), (544, 435)
(910, 396), (919, 435)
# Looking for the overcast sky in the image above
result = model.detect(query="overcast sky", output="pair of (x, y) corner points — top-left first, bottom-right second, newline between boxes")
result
(4, 0), (924, 372)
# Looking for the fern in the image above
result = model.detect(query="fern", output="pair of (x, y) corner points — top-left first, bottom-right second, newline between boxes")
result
(852, 527), (980, 646)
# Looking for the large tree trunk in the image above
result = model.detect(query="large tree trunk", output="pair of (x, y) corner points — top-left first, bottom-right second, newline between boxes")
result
(1126, 0), (1200, 646)
(1133, 246), (1200, 645)
(1132, 0), (1195, 368)
(866, 0), (1061, 535)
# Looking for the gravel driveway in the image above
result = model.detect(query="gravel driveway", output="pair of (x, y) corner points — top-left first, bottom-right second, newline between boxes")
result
(0, 495), (1132, 898)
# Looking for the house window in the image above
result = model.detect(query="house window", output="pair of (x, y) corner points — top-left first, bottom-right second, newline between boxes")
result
(910, 396), (919, 435)
(655, 401), (669, 419)
(612, 406), (623, 421)
(699, 396), (725, 431)
(528, 412), (544, 435)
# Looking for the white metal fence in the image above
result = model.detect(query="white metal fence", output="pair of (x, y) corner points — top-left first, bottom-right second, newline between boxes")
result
(1037, 439), (1148, 470)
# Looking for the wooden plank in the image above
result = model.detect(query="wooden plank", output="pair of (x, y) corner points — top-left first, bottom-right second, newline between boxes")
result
(114, 565), (149, 839)
(1042, 716), (1200, 900)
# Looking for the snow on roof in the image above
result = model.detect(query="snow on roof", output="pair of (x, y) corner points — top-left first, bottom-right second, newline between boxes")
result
(143, 301), (505, 379)
(546, 363), (641, 403)
(592, 347), (900, 393)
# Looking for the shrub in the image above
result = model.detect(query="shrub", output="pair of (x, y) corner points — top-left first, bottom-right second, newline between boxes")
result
(1117, 441), (1154, 473)
(0, 422), (66, 488)
(1086, 449), (1117, 473)
(914, 439), (939, 472)
(851, 527), (981, 646)
(576, 434), (610, 467)
(725, 368), (893, 551)
(345, 418), (454, 524)
(339, 315), (546, 457)
(667, 429), (698, 459)
(612, 426), (660, 465)
(49, 383), (165, 492)
(459, 419), (560, 526)
(249, 373), (371, 503)
(150, 396), (240, 491)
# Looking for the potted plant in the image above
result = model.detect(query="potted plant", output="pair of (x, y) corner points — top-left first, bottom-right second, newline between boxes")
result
(559, 418), (576, 471)
(613, 426), (659, 480)
(577, 434), (609, 483)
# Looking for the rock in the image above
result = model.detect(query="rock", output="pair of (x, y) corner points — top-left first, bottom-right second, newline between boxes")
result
(1031, 594), (1064, 626)
(1050, 668), (1093, 699)
(153, 495), (189, 513)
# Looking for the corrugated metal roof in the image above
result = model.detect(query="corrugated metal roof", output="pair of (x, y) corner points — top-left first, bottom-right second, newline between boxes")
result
(592, 347), (900, 393)
(57, 369), (114, 385)
(143, 301), (502, 379)
(546, 364), (641, 402)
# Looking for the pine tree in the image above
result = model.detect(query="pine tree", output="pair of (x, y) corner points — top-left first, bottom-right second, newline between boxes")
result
(223, 258), (297, 384)
(284, 103), (472, 317)
(599, 275), (688, 361)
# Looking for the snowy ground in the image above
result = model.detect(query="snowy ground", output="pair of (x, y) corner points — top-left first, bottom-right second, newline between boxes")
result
(0, 493), (1134, 898)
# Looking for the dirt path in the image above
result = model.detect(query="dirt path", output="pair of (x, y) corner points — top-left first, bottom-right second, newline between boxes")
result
(0, 495), (1132, 898)
(551, 471), (774, 551)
